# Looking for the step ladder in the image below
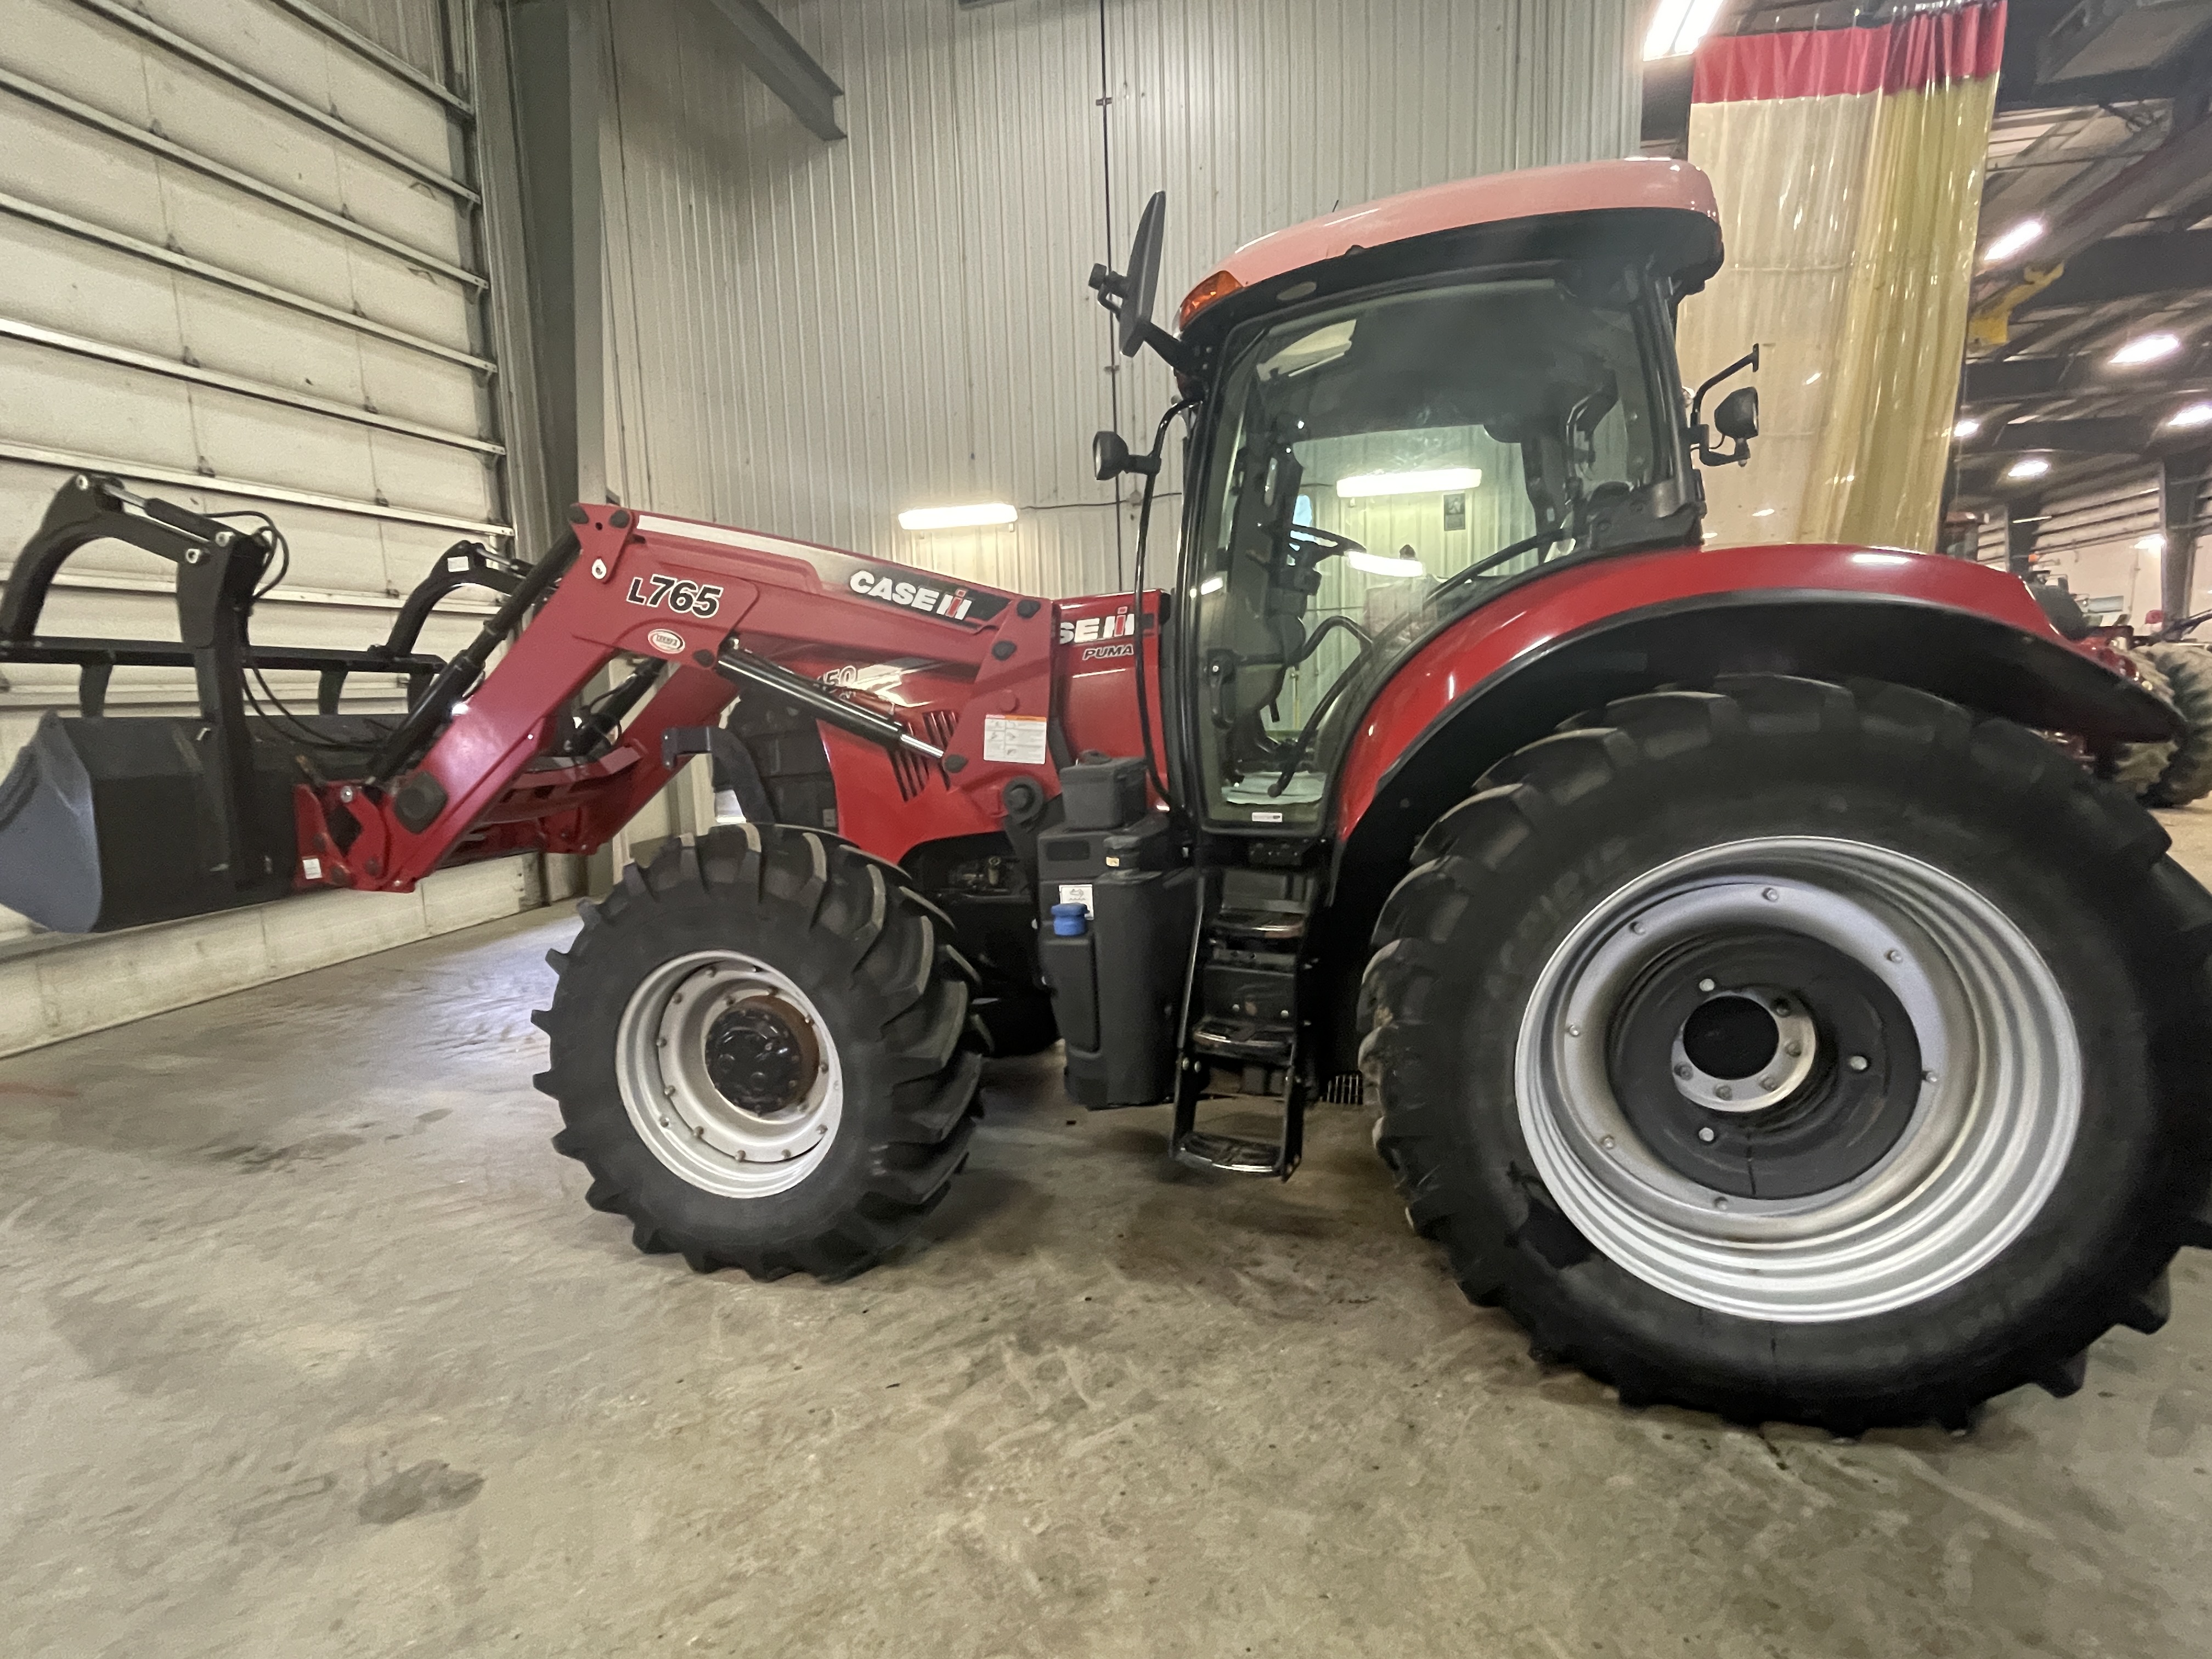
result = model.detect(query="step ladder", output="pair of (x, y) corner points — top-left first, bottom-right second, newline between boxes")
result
(1169, 887), (1310, 1178)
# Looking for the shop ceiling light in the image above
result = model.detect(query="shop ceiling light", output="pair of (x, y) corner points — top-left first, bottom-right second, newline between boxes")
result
(1644, 0), (1723, 60)
(1953, 416), (1981, 439)
(2111, 332), (2181, 367)
(2137, 533), (2166, 554)
(1334, 467), (1481, 499)
(1980, 219), (2044, 265)
(896, 502), (1018, 531)
(2165, 401), (2212, 431)
(1346, 549), (1427, 578)
(2005, 455), (2051, 480)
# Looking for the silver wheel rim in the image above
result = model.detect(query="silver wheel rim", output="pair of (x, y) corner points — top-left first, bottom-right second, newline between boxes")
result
(1514, 837), (2080, 1323)
(616, 950), (843, 1198)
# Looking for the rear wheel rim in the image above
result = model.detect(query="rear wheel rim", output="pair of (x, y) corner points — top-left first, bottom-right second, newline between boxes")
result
(1514, 837), (2080, 1323)
(617, 950), (843, 1198)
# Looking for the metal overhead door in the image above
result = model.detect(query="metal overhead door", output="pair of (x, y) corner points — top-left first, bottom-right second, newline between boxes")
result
(0, 0), (551, 1049)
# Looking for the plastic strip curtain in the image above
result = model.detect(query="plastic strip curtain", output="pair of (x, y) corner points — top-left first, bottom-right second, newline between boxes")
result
(1675, 2), (2004, 550)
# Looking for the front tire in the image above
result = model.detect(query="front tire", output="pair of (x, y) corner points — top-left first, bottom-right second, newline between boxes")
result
(1362, 675), (2212, 1430)
(536, 826), (982, 1280)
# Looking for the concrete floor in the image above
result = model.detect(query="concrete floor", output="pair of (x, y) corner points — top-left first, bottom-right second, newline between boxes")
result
(3, 810), (2210, 1658)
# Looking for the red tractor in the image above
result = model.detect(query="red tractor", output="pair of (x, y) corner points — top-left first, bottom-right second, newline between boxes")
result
(3, 160), (2208, 1433)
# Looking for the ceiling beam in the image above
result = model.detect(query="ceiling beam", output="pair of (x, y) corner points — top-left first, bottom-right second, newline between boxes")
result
(1963, 346), (2212, 405)
(1977, 114), (2212, 298)
(1980, 414), (2212, 455)
(696, 0), (843, 140)
(1996, 64), (2196, 113)
(2021, 229), (2212, 313)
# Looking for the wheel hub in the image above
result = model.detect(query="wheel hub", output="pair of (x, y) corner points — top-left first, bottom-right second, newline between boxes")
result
(1515, 839), (2080, 1322)
(614, 951), (843, 1198)
(703, 997), (820, 1115)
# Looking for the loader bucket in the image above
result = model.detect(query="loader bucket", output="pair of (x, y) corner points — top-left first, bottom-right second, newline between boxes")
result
(0, 711), (390, 934)
(0, 710), (103, 934)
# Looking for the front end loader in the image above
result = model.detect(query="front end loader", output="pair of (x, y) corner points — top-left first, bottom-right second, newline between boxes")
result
(2, 157), (2208, 1434)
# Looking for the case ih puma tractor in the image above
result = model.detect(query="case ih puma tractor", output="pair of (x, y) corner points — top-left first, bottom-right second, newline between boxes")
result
(4, 160), (2210, 1433)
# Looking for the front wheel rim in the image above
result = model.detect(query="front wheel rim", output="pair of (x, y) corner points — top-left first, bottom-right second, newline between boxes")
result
(617, 950), (844, 1198)
(1514, 837), (2081, 1323)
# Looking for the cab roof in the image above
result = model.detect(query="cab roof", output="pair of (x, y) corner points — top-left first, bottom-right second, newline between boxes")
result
(1192, 159), (1721, 316)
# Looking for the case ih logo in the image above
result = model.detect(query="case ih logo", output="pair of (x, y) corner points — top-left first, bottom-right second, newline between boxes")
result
(846, 568), (1007, 624)
(1058, 610), (1138, 645)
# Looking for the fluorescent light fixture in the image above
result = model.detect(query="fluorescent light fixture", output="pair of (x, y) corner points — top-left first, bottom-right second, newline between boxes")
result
(1347, 550), (1426, 578)
(2137, 533), (2166, 554)
(1644, 0), (1723, 60)
(2005, 455), (2051, 480)
(1751, 507), (1776, 518)
(1953, 416), (1981, 439)
(1198, 574), (1226, 595)
(2111, 332), (2181, 367)
(1980, 218), (2044, 265)
(2165, 401), (2212, 431)
(897, 502), (1017, 531)
(1334, 467), (1481, 500)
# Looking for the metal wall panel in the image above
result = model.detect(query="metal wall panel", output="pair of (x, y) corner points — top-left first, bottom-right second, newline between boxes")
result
(594, 0), (1640, 599)
(0, 0), (512, 968)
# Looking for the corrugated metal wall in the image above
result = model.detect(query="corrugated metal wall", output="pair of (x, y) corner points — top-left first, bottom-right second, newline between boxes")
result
(591, 0), (1640, 600)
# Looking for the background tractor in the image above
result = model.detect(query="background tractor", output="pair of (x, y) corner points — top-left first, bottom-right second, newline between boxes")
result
(2, 159), (2208, 1434)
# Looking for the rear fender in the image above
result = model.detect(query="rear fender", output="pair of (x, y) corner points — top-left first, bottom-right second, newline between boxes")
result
(1306, 546), (2180, 1077)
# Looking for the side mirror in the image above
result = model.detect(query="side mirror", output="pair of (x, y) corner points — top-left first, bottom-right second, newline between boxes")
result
(1093, 429), (1159, 481)
(1088, 190), (1191, 371)
(1714, 385), (1759, 443)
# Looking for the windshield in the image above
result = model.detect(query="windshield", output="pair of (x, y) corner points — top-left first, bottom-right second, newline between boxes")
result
(1183, 273), (1679, 828)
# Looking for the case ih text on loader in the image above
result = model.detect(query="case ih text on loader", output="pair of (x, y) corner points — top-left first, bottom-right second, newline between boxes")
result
(3, 160), (2208, 1435)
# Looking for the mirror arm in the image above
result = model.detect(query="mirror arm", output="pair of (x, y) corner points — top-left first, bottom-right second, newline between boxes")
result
(1688, 345), (1760, 469)
(1134, 319), (1195, 374)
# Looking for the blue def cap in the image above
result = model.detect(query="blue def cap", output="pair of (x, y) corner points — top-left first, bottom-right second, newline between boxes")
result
(1051, 902), (1088, 937)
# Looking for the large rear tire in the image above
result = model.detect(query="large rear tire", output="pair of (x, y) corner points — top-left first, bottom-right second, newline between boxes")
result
(2143, 642), (2212, 808)
(535, 826), (982, 1280)
(1362, 675), (2212, 1430)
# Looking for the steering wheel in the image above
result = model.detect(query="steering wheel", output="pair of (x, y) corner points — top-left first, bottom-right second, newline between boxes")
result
(1285, 523), (1365, 561)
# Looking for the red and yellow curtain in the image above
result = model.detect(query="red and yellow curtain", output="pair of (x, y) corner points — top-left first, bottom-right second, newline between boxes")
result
(1676, 2), (2005, 550)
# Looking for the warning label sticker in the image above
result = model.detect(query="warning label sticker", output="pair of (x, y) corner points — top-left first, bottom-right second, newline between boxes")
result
(981, 714), (1048, 765)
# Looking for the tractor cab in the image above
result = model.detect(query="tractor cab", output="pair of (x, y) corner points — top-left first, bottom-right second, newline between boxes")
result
(1093, 161), (1735, 838)
(1071, 163), (1749, 1172)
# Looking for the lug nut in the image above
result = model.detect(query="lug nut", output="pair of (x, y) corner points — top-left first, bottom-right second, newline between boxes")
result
(1762, 887), (1779, 902)
(1698, 978), (1716, 994)
(1715, 1084), (1733, 1100)
(1885, 949), (1903, 963)
(1630, 921), (1646, 935)
(1785, 1041), (1803, 1057)
(1673, 1063), (1692, 1080)
(1848, 1054), (1869, 1072)
(1923, 1069), (1939, 1084)
(1713, 1196), (1729, 1210)
(1758, 1075), (1777, 1091)
(1772, 1000), (1791, 1015)
(1600, 1135), (1616, 1150)
(1566, 1023), (1581, 1038)
(1697, 1126), (1716, 1143)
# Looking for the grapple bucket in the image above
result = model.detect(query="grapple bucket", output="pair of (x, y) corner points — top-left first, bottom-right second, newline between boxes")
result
(0, 710), (103, 934)
(0, 711), (386, 935)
